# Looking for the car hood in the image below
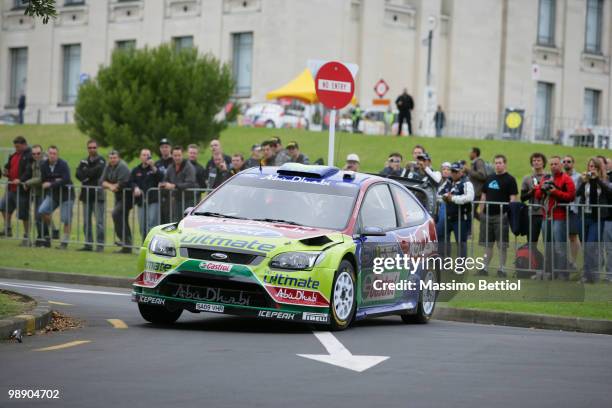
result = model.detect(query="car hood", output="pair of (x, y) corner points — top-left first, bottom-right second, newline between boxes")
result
(176, 216), (345, 254)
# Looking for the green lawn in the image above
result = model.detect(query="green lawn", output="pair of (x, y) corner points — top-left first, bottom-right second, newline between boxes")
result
(0, 239), (138, 278)
(0, 289), (35, 319)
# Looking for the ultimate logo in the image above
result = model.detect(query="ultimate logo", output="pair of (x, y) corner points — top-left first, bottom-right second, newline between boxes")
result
(180, 234), (276, 253)
(262, 272), (320, 289)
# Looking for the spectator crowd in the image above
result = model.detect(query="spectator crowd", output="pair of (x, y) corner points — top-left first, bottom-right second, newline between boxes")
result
(2, 134), (612, 284)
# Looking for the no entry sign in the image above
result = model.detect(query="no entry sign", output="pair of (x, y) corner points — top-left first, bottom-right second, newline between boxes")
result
(315, 61), (355, 110)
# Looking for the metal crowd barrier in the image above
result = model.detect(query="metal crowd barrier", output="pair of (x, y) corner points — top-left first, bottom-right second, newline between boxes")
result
(0, 181), (211, 250)
(434, 198), (612, 281)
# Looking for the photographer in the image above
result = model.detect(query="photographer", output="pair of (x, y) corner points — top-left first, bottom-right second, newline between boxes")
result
(379, 153), (403, 177)
(534, 156), (576, 279)
(405, 153), (441, 186)
(576, 158), (612, 283)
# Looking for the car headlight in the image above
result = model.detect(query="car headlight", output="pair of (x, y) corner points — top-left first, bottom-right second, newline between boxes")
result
(149, 235), (176, 257)
(269, 252), (325, 270)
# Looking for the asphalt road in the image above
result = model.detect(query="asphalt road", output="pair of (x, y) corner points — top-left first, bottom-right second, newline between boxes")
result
(1, 278), (611, 408)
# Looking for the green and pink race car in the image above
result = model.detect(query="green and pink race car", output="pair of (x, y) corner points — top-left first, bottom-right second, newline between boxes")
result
(132, 164), (438, 330)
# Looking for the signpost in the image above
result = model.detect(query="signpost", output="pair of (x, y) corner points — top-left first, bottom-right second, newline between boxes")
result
(313, 61), (357, 167)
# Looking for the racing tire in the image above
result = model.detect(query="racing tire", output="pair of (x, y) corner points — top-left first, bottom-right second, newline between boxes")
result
(328, 260), (357, 331)
(401, 269), (437, 324)
(138, 303), (183, 325)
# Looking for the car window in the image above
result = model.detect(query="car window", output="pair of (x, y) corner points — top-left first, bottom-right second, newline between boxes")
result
(359, 184), (397, 231)
(391, 185), (426, 226)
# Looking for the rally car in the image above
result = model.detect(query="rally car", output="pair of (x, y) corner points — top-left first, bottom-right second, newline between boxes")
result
(132, 163), (438, 330)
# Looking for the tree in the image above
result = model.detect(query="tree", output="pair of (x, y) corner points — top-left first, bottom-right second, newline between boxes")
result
(75, 45), (234, 161)
(25, 0), (57, 24)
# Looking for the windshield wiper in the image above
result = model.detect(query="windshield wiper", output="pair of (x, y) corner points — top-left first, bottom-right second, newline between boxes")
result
(193, 211), (246, 220)
(251, 218), (303, 226)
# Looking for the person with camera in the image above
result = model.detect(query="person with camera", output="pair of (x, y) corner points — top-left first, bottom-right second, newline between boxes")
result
(405, 152), (441, 186)
(575, 158), (612, 283)
(75, 139), (106, 252)
(130, 148), (162, 240)
(520, 153), (547, 243)
(437, 162), (474, 258)
(380, 153), (403, 177)
(534, 156), (576, 280)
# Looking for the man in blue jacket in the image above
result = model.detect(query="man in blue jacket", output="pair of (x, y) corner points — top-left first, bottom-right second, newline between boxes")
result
(38, 145), (75, 249)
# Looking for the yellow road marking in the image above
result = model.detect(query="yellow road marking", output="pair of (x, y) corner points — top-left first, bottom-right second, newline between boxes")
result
(34, 340), (91, 352)
(107, 319), (128, 329)
(14, 314), (35, 334)
(48, 301), (73, 306)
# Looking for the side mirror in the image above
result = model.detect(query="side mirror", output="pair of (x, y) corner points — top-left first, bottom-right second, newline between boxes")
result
(361, 226), (386, 236)
(183, 207), (194, 217)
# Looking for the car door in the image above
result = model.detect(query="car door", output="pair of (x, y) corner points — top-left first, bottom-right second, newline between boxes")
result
(356, 183), (406, 308)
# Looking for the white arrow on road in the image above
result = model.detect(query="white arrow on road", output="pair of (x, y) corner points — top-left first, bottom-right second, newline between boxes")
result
(298, 331), (389, 373)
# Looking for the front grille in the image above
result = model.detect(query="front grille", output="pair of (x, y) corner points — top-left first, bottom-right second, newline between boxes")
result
(160, 273), (271, 308)
(186, 248), (258, 265)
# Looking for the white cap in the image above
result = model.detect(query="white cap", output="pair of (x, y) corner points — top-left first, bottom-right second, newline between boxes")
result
(346, 153), (360, 163)
(441, 161), (451, 169)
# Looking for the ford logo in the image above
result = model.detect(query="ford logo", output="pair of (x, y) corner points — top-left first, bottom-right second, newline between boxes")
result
(210, 252), (228, 261)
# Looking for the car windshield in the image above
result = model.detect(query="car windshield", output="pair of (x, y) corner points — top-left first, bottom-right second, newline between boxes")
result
(194, 173), (359, 230)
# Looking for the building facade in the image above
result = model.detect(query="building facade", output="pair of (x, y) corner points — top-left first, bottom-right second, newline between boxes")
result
(1, 0), (610, 142)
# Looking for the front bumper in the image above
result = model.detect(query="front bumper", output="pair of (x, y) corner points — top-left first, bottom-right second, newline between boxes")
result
(132, 292), (330, 324)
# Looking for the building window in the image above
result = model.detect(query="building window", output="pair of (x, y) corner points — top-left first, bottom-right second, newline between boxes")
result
(585, 0), (603, 54)
(535, 82), (554, 140)
(13, 0), (29, 9)
(173, 36), (193, 51)
(116, 40), (136, 51)
(232, 32), (253, 97)
(584, 89), (601, 126)
(9, 47), (28, 107)
(64, 0), (86, 5)
(537, 0), (555, 46)
(62, 44), (81, 105)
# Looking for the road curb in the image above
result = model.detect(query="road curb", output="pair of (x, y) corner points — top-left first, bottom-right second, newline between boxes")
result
(2, 267), (611, 335)
(0, 290), (52, 340)
(433, 306), (612, 335)
(0, 267), (133, 289)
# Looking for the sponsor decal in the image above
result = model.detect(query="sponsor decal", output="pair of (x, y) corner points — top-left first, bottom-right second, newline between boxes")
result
(179, 234), (276, 253)
(257, 310), (296, 320)
(393, 226), (436, 257)
(363, 272), (400, 301)
(262, 272), (320, 290)
(198, 261), (232, 273)
(260, 174), (331, 186)
(138, 295), (165, 305)
(145, 260), (172, 272)
(195, 303), (225, 313)
(197, 224), (283, 238)
(265, 286), (329, 307)
(171, 284), (251, 306)
(302, 312), (329, 323)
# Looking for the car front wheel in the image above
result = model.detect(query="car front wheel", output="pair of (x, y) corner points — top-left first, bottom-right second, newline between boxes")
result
(329, 260), (356, 331)
(138, 303), (183, 325)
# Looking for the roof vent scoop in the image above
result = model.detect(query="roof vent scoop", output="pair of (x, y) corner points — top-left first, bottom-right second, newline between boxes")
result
(277, 163), (339, 179)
